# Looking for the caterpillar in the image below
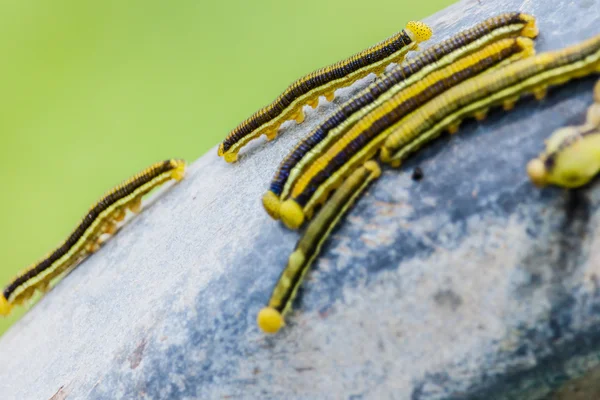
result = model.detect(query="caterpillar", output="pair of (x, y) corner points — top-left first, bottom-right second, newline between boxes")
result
(379, 33), (600, 167)
(528, 80), (600, 188)
(218, 21), (433, 163)
(279, 36), (536, 229)
(257, 161), (381, 334)
(263, 12), (537, 219)
(0, 159), (186, 316)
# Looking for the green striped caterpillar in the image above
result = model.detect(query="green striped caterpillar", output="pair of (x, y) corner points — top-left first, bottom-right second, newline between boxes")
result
(0, 160), (186, 316)
(258, 161), (380, 333)
(528, 80), (600, 188)
(218, 21), (432, 163)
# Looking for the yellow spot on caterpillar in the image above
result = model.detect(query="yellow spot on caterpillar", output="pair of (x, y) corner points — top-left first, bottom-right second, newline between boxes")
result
(390, 159), (402, 168)
(38, 281), (50, 293)
(280, 200), (305, 230)
(85, 241), (101, 253)
(265, 128), (278, 141)
(379, 147), (392, 163)
(224, 151), (239, 163)
(307, 98), (319, 109)
(288, 250), (306, 273)
(527, 159), (548, 187)
(406, 21), (433, 43)
(217, 143), (225, 157)
(474, 110), (488, 121)
(324, 91), (335, 102)
(293, 111), (305, 124)
(363, 160), (381, 178)
(262, 191), (282, 220)
(503, 97), (519, 111)
(0, 295), (12, 316)
(280, 276), (292, 288)
(257, 307), (285, 334)
(533, 87), (548, 100)
(448, 122), (461, 134)
(103, 221), (117, 235)
(128, 197), (143, 213)
(112, 208), (126, 222)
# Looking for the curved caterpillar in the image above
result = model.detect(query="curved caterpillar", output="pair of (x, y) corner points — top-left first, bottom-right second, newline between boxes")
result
(258, 161), (380, 334)
(218, 21), (432, 163)
(528, 80), (600, 188)
(263, 12), (537, 220)
(279, 37), (536, 229)
(0, 159), (186, 316)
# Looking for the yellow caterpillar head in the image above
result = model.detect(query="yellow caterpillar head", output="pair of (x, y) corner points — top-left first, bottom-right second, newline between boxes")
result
(280, 200), (305, 230)
(0, 295), (12, 316)
(170, 159), (187, 181)
(519, 14), (539, 39)
(257, 307), (284, 334)
(406, 21), (432, 43)
(526, 158), (548, 187)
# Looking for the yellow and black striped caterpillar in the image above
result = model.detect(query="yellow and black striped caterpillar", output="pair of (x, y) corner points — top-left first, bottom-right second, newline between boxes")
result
(0, 160), (186, 316)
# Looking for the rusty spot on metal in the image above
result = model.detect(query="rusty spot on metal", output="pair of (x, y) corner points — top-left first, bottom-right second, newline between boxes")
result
(48, 385), (71, 400)
(129, 337), (148, 369)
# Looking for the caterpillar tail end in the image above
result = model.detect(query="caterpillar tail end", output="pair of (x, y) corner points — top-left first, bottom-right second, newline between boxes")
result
(527, 158), (548, 187)
(379, 147), (392, 164)
(280, 200), (305, 230)
(520, 14), (539, 39)
(363, 160), (382, 178)
(262, 191), (282, 220)
(257, 307), (285, 334)
(218, 142), (239, 163)
(406, 21), (433, 43)
(170, 160), (187, 181)
(516, 37), (536, 57)
(223, 151), (239, 163)
(0, 295), (13, 316)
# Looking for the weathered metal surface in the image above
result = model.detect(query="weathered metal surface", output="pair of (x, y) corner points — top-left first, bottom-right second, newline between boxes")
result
(1, 0), (600, 399)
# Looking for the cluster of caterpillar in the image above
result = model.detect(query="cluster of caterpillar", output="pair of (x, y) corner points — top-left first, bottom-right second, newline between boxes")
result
(5, 12), (600, 338)
(250, 15), (600, 334)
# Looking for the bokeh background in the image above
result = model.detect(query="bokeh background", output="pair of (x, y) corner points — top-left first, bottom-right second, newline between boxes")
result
(0, 0), (456, 335)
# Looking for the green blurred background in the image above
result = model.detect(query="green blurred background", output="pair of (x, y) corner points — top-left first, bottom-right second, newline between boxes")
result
(0, 0), (456, 335)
